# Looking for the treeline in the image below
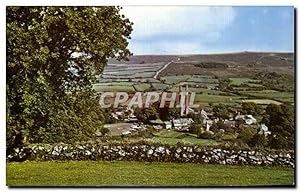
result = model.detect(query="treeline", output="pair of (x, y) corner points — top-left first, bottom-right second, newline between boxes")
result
(193, 62), (228, 68)
(254, 72), (294, 92)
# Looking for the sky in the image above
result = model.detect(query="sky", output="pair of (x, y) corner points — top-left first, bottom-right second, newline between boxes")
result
(121, 6), (294, 55)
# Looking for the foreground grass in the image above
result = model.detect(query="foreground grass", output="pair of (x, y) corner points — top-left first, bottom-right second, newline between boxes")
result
(7, 161), (294, 187)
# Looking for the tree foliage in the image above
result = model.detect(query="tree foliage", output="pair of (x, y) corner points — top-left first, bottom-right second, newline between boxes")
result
(212, 104), (229, 120)
(189, 124), (203, 136)
(7, 7), (133, 151)
(157, 107), (180, 121)
(263, 104), (294, 149)
(187, 112), (203, 125)
(210, 121), (231, 133)
(241, 102), (263, 116)
(237, 127), (256, 145)
(134, 107), (158, 123)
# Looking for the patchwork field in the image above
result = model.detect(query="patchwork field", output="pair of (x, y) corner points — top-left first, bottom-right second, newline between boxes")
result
(93, 52), (294, 106)
(7, 161), (294, 186)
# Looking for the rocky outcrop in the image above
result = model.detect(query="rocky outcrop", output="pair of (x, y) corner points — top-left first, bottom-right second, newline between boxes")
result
(7, 143), (294, 167)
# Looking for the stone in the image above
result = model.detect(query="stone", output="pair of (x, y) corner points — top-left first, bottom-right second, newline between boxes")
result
(38, 146), (44, 150)
(226, 159), (232, 164)
(85, 150), (92, 156)
(157, 147), (165, 153)
(267, 156), (274, 162)
(7, 143), (295, 168)
(176, 148), (182, 153)
(147, 149), (154, 155)
(166, 149), (171, 155)
(118, 150), (125, 156)
(51, 150), (59, 156)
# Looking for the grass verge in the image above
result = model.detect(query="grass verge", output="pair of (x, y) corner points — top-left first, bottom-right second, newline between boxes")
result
(7, 161), (294, 186)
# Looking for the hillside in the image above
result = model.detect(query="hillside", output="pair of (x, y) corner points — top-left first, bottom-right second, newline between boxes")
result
(109, 52), (294, 67)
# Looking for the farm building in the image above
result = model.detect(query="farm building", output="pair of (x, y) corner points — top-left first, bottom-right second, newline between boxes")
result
(224, 120), (236, 127)
(164, 121), (172, 129)
(257, 124), (271, 136)
(173, 118), (194, 131)
(235, 114), (257, 125)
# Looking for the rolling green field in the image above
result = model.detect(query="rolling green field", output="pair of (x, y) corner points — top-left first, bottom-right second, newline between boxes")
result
(145, 136), (217, 145)
(133, 83), (152, 91)
(187, 87), (226, 94)
(161, 75), (192, 84)
(229, 78), (261, 86)
(93, 85), (135, 92)
(187, 75), (219, 83)
(241, 99), (282, 105)
(195, 94), (245, 104)
(93, 63), (294, 106)
(147, 130), (218, 145)
(7, 161), (294, 186)
(240, 90), (294, 103)
(151, 83), (170, 90)
(100, 129), (218, 146)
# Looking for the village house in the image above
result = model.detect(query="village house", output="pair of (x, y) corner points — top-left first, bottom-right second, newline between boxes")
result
(163, 121), (172, 129)
(224, 119), (236, 128)
(172, 118), (194, 131)
(203, 119), (214, 131)
(235, 114), (257, 125)
(257, 124), (271, 136)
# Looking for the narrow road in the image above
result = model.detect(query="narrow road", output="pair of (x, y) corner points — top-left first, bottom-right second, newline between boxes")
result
(153, 58), (180, 79)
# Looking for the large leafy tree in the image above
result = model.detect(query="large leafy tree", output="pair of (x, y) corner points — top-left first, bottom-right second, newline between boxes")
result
(7, 7), (133, 150)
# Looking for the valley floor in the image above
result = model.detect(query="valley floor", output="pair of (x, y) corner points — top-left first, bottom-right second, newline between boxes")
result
(7, 160), (294, 187)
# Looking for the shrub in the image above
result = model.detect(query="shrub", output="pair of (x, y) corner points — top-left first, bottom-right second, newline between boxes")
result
(198, 131), (214, 139)
(249, 134), (268, 149)
(237, 127), (256, 144)
(189, 124), (203, 136)
(100, 128), (110, 136)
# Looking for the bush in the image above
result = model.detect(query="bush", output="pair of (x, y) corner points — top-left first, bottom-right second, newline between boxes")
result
(249, 134), (268, 149)
(268, 134), (291, 150)
(187, 112), (203, 125)
(210, 121), (231, 133)
(189, 124), (203, 135)
(198, 131), (214, 139)
(237, 127), (256, 144)
(134, 107), (158, 123)
(100, 128), (110, 136)
(220, 133), (237, 141)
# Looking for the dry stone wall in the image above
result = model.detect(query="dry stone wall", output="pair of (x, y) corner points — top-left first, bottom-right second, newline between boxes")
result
(7, 143), (294, 167)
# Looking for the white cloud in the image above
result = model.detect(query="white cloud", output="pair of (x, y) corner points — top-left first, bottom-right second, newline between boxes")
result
(121, 6), (236, 54)
(129, 40), (205, 55)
